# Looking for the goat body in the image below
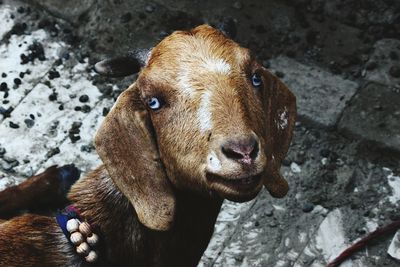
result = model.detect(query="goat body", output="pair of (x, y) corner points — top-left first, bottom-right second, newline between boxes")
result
(0, 166), (221, 266)
(0, 25), (296, 267)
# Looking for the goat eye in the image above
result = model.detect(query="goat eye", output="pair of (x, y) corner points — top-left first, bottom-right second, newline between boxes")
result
(251, 73), (262, 87)
(147, 97), (162, 110)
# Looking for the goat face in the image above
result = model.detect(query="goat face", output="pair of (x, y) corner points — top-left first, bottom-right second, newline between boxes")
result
(94, 25), (296, 231)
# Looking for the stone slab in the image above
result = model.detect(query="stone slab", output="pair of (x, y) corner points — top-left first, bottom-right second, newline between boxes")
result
(338, 82), (400, 152)
(270, 56), (359, 128)
(29, 0), (96, 24)
(364, 39), (400, 87)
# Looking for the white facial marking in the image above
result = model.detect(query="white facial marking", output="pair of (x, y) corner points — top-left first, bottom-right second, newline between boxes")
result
(202, 57), (231, 74)
(208, 151), (221, 172)
(177, 68), (196, 97)
(278, 108), (288, 130)
(198, 90), (213, 133)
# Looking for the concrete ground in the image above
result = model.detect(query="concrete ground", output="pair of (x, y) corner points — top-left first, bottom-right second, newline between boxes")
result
(0, 0), (399, 266)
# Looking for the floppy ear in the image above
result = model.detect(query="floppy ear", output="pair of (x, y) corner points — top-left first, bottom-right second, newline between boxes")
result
(262, 69), (297, 198)
(215, 17), (237, 39)
(94, 84), (176, 231)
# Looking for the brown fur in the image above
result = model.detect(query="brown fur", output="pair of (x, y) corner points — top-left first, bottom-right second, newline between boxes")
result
(0, 166), (67, 217)
(0, 25), (296, 267)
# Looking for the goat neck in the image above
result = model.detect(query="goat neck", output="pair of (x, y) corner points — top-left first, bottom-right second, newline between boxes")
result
(68, 165), (222, 266)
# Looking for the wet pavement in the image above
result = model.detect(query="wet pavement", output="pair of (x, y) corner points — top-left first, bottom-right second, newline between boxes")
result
(0, 0), (399, 266)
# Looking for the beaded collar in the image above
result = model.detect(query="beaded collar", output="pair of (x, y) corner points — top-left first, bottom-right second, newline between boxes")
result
(56, 205), (99, 264)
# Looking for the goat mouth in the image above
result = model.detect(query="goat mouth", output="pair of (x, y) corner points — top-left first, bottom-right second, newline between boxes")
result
(206, 172), (262, 191)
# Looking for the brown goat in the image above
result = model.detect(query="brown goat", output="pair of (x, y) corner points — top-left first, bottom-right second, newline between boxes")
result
(0, 25), (296, 267)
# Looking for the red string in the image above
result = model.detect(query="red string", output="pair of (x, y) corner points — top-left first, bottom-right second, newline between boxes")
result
(327, 220), (400, 267)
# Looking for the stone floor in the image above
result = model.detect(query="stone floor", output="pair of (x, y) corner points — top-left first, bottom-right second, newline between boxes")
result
(0, 0), (400, 266)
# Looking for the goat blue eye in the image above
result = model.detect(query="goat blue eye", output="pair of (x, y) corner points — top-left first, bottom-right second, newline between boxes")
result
(251, 73), (262, 87)
(148, 97), (162, 110)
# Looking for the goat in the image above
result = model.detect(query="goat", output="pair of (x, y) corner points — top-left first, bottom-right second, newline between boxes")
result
(0, 24), (296, 267)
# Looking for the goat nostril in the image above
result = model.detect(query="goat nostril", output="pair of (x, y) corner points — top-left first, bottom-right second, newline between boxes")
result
(221, 146), (245, 160)
(221, 136), (259, 163)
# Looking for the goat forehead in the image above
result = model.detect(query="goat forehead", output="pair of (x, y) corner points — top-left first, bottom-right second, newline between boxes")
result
(200, 57), (231, 75)
(175, 55), (232, 99)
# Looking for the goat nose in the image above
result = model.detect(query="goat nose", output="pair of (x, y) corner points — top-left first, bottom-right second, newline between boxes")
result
(221, 136), (259, 164)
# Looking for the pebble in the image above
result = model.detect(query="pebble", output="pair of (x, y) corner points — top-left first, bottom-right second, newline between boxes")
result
(1, 73), (6, 78)
(48, 93), (57, 101)
(389, 51), (398, 60)
(62, 52), (70, 60)
(282, 158), (291, 166)
(302, 202), (314, 213)
(69, 122), (82, 143)
(17, 6), (25, 13)
(265, 207), (274, 217)
(275, 71), (285, 78)
(1, 161), (14, 171)
(0, 147), (6, 156)
(389, 65), (400, 78)
(48, 70), (60, 80)
(102, 107), (109, 116)
(38, 19), (51, 29)
(120, 12), (132, 23)
(232, 1), (243, 9)
(46, 147), (60, 158)
(79, 95), (89, 103)
(145, 4), (156, 13)
(10, 23), (27, 36)
(24, 119), (34, 128)
(0, 106), (13, 118)
(80, 144), (93, 153)
(290, 162), (301, 173)
(365, 61), (377, 70)
(319, 148), (330, 157)
(9, 121), (19, 129)
(269, 221), (278, 228)
(0, 82), (7, 91)
(356, 227), (366, 235)
(3, 157), (18, 166)
(81, 105), (91, 113)
(294, 151), (306, 165)
(14, 78), (21, 85)
(20, 42), (45, 64)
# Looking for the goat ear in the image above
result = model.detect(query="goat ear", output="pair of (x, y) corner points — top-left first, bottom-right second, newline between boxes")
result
(215, 18), (237, 39)
(94, 84), (176, 231)
(94, 49), (151, 77)
(262, 69), (297, 198)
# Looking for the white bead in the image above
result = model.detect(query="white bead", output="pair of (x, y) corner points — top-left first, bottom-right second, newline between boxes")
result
(76, 242), (90, 255)
(66, 219), (80, 233)
(85, 250), (98, 263)
(70, 232), (84, 245)
(78, 222), (92, 236)
(86, 233), (99, 247)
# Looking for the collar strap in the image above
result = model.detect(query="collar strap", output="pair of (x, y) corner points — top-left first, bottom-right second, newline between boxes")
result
(56, 205), (100, 263)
